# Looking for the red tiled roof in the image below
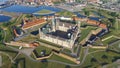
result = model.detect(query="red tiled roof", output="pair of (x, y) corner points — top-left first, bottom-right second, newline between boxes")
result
(99, 23), (107, 29)
(87, 20), (100, 25)
(22, 19), (46, 30)
(13, 29), (19, 37)
(87, 20), (107, 29)
(74, 17), (107, 29)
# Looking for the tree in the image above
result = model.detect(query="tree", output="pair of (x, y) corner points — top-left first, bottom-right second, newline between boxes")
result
(91, 58), (97, 62)
(110, 12), (118, 17)
(0, 28), (4, 43)
(61, 0), (65, 2)
(65, 65), (71, 68)
(101, 55), (108, 59)
(108, 18), (116, 26)
(100, 18), (112, 27)
(84, 11), (90, 17)
(83, 9), (90, 17)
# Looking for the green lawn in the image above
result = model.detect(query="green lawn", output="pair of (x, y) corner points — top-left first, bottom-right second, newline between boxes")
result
(108, 41), (120, 52)
(79, 47), (105, 67)
(62, 48), (72, 53)
(47, 62), (66, 68)
(38, 39), (62, 48)
(88, 48), (105, 53)
(1, 44), (119, 68)
(101, 21), (120, 45)
(78, 26), (97, 42)
(0, 45), (18, 68)
(79, 47), (86, 61)
(14, 53), (73, 68)
(105, 62), (120, 68)
(57, 11), (75, 17)
(15, 53), (75, 68)
(34, 45), (52, 56)
(49, 54), (76, 64)
(79, 48), (120, 68)
(4, 29), (13, 42)
(0, 54), (13, 68)
(36, 9), (53, 14)
(118, 22), (120, 30)
(0, 45), (18, 58)
(102, 37), (119, 45)
(15, 54), (48, 68)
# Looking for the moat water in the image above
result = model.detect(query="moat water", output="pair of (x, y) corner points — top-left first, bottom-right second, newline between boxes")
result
(0, 4), (104, 22)
(1, 5), (61, 14)
(0, 4), (61, 22)
(0, 15), (11, 22)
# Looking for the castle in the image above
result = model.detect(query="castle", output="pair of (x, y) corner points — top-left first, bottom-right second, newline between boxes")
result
(39, 16), (81, 49)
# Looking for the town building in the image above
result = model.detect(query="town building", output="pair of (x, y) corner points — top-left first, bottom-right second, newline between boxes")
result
(65, 0), (76, 3)
(22, 18), (47, 32)
(16, 0), (62, 5)
(87, 0), (100, 3)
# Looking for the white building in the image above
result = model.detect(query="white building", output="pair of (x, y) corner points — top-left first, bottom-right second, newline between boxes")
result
(39, 16), (81, 49)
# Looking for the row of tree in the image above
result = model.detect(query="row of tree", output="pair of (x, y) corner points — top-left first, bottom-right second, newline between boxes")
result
(0, 28), (4, 43)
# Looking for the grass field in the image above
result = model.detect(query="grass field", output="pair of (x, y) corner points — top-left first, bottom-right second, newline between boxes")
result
(15, 54), (47, 68)
(102, 36), (119, 45)
(0, 45), (18, 68)
(105, 62), (120, 68)
(101, 19), (120, 40)
(0, 54), (13, 68)
(36, 9), (53, 14)
(47, 62), (66, 68)
(34, 45), (52, 56)
(78, 26), (97, 42)
(38, 39), (62, 48)
(108, 41), (120, 52)
(57, 11), (75, 17)
(0, 44), (119, 68)
(79, 48), (120, 68)
(14, 52), (75, 68)
(49, 54), (76, 64)
(0, 45), (18, 58)
(79, 47), (86, 61)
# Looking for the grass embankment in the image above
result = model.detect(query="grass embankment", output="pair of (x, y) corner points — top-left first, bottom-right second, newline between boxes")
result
(57, 11), (75, 17)
(15, 54), (48, 68)
(78, 26), (97, 42)
(49, 54), (76, 64)
(78, 47), (120, 68)
(36, 9), (53, 14)
(108, 41), (120, 52)
(0, 54), (12, 68)
(0, 45), (18, 68)
(34, 45), (52, 56)
(102, 36), (119, 45)
(0, 45), (18, 58)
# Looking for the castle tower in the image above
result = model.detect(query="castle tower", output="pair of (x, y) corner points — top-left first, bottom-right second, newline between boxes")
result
(52, 16), (56, 32)
(39, 28), (42, 39)
(69, 34), (74, 49)
(55, 14), (59, 30)
(77, 21), (81, 33)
